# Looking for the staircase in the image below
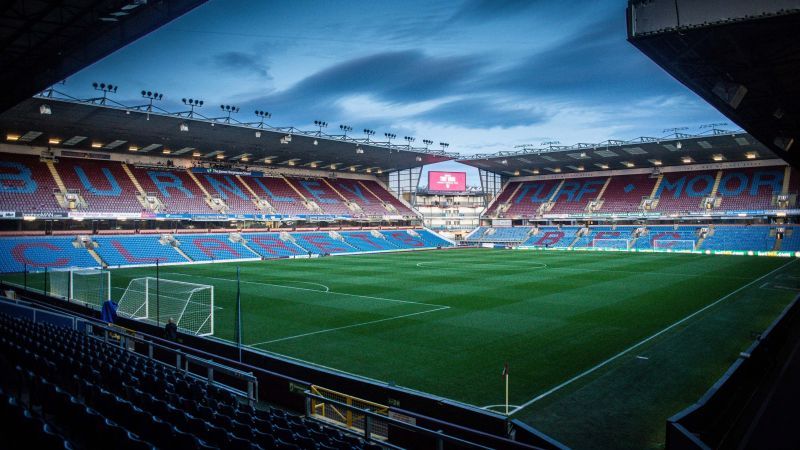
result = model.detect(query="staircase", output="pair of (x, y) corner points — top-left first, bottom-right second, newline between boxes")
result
(122, 164), (163, 211)
(236, 176), (277, 213)
(186, 170), (229, 212)
(45, 161), (68, 194)
(783, 166), (792, 194)
(709, 171), (723, 197)
(46, 161), (88, 210)
(160, 235), (192, 262)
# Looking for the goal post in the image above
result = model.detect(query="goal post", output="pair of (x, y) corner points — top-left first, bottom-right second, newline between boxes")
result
(47, 268), (111, 309)
(652, 239), (696, 251)
(117, 277), (214, 336)
(591, 238), (630, 250)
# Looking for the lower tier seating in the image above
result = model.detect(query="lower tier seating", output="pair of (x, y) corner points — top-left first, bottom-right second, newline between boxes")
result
(0, 310), (382, 450)
(0, 229), (453, 272)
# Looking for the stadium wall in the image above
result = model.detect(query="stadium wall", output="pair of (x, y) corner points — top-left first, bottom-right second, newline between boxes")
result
(666, 293), (800, 449)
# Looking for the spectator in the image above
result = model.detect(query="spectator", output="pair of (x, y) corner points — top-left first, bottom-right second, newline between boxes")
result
(164, 317), (178, 341)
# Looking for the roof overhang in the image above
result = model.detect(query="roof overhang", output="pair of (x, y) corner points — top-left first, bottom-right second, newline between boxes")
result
(627, 0), (800, 168)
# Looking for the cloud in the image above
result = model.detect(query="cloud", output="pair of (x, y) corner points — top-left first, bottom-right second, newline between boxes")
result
(211, 51), (272, 79)
(418, 97), (547, 128)
(237, 49), (487, 124)
(451, 0), (548, 22)
(483, 14), (684, 101)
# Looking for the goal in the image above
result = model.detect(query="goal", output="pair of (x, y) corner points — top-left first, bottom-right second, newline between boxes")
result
(652, 240), (696, 251)
(591, 238), (630, 250)
(47, 268), (111, 309)
(117, 277), (214, 336)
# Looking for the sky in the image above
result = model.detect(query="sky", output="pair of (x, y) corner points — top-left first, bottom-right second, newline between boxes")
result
(65, 0), (728, 187)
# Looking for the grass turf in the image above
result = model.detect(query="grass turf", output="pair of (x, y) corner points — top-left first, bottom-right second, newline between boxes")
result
(12, 248), (799, 449)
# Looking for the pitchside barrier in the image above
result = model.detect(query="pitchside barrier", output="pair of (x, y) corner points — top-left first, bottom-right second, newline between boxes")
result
(517, 245), (800, 258)
(0, 281), (567, 450)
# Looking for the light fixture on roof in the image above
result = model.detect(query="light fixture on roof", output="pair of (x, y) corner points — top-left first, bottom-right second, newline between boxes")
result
(314, 120), (328, 134)
(181, 98), (204, 117)
(384, 132), (396, 143)
(439, 142), (449, 150)
(415, 156), (422, 162)
(355, 146), (364, 154)
(652, 160), (662, 166)
(39, 104), (52, 115)
(676, 141), (682, 149)
(339, 124), (352, 137)
(48, 138), (61, 145)
(241, 156), (249, 162)
(577, 166), (585, 171)
(745, 151), (757, 159)
(287, 160), (296, 166)
(310, 162), (317, 168)
(280, 134), (292, 144)
(179, 123), (189, 132)
(553, 167), (561, 173)
(598, 163), (609, 169)
(514, 170), (520, 176)
(623, 161), (635, 168)
(216, 154), (225, 160)
(363, 129), (375, 142)
(404, 136), (415, 146)
(501, 159), (508, 165)
(350, 166), (356, 172)
(92, 82), (118, 104)
(422, 139), (433, 148)
(254, 110), (271, 127)
(255, 131), (261, 138)
(579, 151), (587, 158)
(533, 169), (540, 174)
(313, 139), (318, 146)
(681, 156), (693, 163)
(6, 134), (19, 141)
(162, 149), (171, 155)
(366, 168), (372, 173)
(91, 142), (102, 148)
(129, 146), (138, 152)
(712, 154), (725, 161)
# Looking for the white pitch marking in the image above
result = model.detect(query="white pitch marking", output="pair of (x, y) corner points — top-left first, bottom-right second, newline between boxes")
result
(635, 356), (649, 360)
(508, 258), (797, 416)
(161, 271), (444, 308)
(249, 305), (450, 345)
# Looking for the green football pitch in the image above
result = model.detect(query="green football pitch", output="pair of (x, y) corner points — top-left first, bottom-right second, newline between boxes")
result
(47, 249), (800, 449)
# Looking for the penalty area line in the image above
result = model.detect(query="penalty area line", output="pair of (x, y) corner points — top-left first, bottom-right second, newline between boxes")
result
(508, 258), (797, 416)
(249, 305), (450, 346)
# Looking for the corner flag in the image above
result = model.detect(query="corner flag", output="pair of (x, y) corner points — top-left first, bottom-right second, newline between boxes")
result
(502, 361), (509, 415)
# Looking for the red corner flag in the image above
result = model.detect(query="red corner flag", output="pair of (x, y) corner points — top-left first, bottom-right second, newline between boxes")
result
(502, 362), (509, 378)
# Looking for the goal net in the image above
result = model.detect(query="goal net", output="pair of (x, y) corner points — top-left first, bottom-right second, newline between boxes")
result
(652, 240), (696, 251)
(47, 268), (111, 309)
(591, 238), (630, 250)
(117, 277), (214, 336)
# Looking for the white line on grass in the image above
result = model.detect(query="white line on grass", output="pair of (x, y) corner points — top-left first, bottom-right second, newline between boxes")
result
(508, 258), (797, 416)
(161, 271), (445, 308)
(249, 305), (450, 346)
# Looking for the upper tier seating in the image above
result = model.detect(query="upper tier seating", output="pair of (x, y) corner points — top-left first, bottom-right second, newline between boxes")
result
(194, 174), (259, 214)
(483, 181), (520, 217)
(333, 179), (387, 216)
(653, 170), (719, 213)
(57, 158), (143, 213)
(547, 177), (607, 214)
(288, 177), (353, 216)
(0, 237), (98, 273)
(0, 310), (383, 450)
(716, 167), (785, 212)
(131, 167), (211, 214)
(247, 177), (309, 216)
(597, 174), (657, 213)
(358, 180), (415, 216)
(0, 154), (62, 213)
(503, 179), (562, 217)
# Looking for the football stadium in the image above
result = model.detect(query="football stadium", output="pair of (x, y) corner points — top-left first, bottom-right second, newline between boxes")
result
(0, 1), (798, 449)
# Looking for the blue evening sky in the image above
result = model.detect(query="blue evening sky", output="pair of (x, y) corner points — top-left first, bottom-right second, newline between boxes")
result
(65, 0), (727, 187)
